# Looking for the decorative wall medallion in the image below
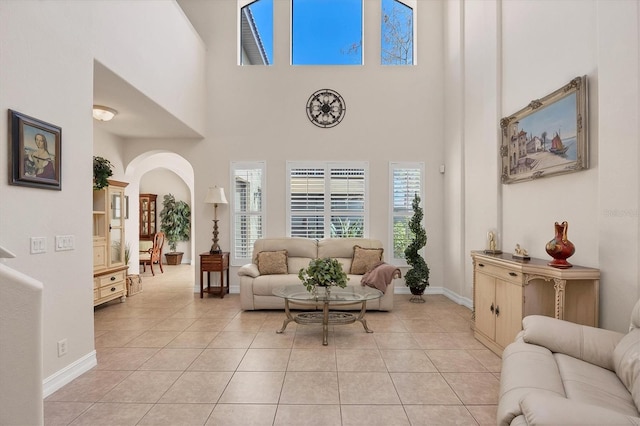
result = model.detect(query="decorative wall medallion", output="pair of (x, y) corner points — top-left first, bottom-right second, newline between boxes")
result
(306, 89), (346, 128)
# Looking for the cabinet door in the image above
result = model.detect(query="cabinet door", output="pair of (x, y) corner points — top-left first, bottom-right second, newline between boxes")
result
(495, 279), (523, 348)
(475, 272), (496, 341)
(109, 187), (125, 267)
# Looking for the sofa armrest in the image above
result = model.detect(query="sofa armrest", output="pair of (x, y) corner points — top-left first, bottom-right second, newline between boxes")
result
(522, 315), (625, 370)
(519, 392), (640, 425)
(237, 263), (260, 278)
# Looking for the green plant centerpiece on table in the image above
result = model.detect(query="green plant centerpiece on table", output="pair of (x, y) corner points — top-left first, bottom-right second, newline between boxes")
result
(159, 194), (191, 264)
(93, 156), (113, 190)
(298, 257), (349, 295)
(404, 193), (429, 302)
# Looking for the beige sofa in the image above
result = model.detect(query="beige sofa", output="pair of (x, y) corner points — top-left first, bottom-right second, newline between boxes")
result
(497, 298), (640, 425)
(238, 237), (396, 311)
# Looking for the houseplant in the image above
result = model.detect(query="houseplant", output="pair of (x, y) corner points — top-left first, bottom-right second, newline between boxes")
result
(159, 193), (191, 265)
(298, 257), (349, 295)
(404, 193), (429, 302)
(93, 156), (113, 190)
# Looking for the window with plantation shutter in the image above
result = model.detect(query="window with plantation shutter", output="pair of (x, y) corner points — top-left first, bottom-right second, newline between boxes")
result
(231, 162), (265, 265)
(287, 162), (368, 238)
(389, 162), (424, 264)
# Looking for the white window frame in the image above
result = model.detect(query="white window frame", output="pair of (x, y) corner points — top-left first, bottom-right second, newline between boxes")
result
(381, 0), (417, 65)
(230, 161), (266, 265)
(286, 161), (369, 238)
(389, 161), (424, 266)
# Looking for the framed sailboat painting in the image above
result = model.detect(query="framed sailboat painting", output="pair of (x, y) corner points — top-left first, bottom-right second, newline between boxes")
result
(500, 76), (588, 184)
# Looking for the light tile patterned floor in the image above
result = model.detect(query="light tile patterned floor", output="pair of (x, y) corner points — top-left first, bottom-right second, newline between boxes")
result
(45, 265), (499, 425)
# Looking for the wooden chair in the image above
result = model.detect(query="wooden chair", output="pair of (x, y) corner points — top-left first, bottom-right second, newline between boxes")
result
(139, 232), (165, 276)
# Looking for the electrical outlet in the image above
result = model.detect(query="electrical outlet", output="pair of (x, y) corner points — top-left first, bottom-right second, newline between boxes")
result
(57, 339), (68, 357)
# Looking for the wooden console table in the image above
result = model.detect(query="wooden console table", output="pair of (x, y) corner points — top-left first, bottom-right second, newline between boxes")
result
(471, 251), (600, 356)
(199, 252), (229, 298)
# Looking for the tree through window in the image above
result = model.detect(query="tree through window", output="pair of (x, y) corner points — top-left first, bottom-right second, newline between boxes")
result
(381, 0), (415, 65)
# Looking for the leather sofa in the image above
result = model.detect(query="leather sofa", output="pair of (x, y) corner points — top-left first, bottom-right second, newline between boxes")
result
(497, 298), (640, 425)
(238, 237), (396, 311)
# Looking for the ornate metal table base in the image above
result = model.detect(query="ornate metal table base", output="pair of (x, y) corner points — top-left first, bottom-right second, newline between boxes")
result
(276, 298), (373, 345)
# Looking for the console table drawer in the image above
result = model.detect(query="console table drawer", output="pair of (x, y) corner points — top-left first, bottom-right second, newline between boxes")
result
(475, 262), (522, 284)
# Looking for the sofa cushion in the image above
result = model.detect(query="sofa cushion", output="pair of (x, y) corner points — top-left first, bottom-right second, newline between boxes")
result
(555, 352), (640, 417)
(613, 328), (640, 409)
(257, 250), (288, 275)
(350, 245), (383, 274)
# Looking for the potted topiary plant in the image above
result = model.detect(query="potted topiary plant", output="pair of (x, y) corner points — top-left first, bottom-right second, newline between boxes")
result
(93, 156), (113, 190)
(159, 193), (191, 265)
(298, 257), (349, 296)
(404, 193), (429, 302)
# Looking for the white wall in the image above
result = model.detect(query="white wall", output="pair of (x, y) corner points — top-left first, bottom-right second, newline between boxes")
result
(0, 0), (206, 400)
(159, 0), (447, 294)
(447, 0), (640, 332)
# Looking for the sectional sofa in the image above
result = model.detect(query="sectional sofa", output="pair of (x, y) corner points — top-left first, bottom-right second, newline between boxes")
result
(238, 237), (397, 311)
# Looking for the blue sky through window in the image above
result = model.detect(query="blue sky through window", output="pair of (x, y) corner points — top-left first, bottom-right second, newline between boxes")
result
(247, 0), (273, 64)
(292, 0), (362, 65)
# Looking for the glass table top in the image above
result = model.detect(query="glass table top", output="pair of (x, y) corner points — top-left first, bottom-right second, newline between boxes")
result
(273, 285), (383, 304)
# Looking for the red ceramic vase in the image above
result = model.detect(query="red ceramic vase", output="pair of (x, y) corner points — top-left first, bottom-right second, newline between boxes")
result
(545, 221), (575, 268)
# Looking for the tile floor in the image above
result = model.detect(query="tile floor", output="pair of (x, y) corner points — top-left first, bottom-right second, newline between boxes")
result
(45, 265), (500, 425)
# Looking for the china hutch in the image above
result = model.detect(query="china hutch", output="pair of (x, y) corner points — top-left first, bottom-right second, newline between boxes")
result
(93, 179), (129, 306)
(139, 193), (157, 241)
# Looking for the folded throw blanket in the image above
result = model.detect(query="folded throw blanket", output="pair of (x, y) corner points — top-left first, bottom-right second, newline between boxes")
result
(361, 261), (401, 293)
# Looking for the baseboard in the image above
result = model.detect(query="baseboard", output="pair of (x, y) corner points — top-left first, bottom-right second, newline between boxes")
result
(42, 350), (97, 398)
(218, 284), (473, 309)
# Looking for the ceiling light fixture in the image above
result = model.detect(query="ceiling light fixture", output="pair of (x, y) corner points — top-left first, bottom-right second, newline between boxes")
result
(92, 105), (118, 122)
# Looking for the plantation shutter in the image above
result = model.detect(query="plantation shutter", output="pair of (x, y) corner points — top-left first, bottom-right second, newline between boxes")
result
(391, 165), (423, 261)
(232, 163), (265, 264)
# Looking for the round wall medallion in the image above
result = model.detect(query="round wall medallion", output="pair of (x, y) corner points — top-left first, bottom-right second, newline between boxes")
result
(306, 89), (346, 128)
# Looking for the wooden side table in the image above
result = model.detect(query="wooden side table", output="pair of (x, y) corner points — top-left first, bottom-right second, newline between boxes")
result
(199, 252), (229, 298)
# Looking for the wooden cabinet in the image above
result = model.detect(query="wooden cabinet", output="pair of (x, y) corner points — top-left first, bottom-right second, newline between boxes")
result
(471, 251), (600, 356)
(139, 193), (157, 241)
(93, 180), (129, 306)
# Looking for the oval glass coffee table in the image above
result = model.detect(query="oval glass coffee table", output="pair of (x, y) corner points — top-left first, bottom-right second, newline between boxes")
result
(272, 285), (383, 345)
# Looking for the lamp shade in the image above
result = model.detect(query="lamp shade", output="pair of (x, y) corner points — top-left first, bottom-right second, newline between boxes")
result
(93, 105), (118, 121)
(204, 186), (228, 205)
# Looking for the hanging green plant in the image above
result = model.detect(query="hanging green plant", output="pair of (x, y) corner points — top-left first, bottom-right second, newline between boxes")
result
(404, 193), (429, 295)
(93, 156), (113, 190)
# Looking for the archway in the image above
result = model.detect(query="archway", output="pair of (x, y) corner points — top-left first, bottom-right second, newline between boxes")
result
(124, 151), (195, 278)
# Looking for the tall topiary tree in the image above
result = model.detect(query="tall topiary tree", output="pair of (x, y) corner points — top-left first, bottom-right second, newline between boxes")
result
(404, 193), (429, 297)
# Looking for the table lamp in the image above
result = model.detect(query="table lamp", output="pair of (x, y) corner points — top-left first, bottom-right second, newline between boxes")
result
(204, 186), (228, 254)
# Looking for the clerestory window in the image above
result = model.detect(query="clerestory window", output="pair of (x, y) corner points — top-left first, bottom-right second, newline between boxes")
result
(240, 0), (273, 65)
(291, 0), (363, 65)
(381, 0), (415, 65)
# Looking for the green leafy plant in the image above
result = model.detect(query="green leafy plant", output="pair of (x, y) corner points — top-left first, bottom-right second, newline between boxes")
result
(93, 156), (113, 190)
(298, 257), (349, 293)
(330, 217), (364, 238)
(159, 194), (191, 253)
(404, 194), (429, 293)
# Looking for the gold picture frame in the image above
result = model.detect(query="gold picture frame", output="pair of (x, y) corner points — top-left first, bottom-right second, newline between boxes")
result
(500, 76), (588, 184)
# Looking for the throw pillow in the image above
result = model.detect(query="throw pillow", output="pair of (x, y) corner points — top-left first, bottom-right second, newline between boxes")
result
(350, 245), (383, 275)
(256, 250), (288, 275)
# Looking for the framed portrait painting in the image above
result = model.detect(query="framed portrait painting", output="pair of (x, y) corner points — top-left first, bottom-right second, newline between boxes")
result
(8, 109), (61, 190)
(500, 76), (588, 184)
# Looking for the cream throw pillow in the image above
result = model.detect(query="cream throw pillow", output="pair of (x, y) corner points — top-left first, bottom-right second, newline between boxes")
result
(256, 250), (288, 275)
(350, 245), (383, 275)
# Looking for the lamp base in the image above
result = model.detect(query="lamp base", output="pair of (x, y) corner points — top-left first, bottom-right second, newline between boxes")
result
(210, 243), (222, 254)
